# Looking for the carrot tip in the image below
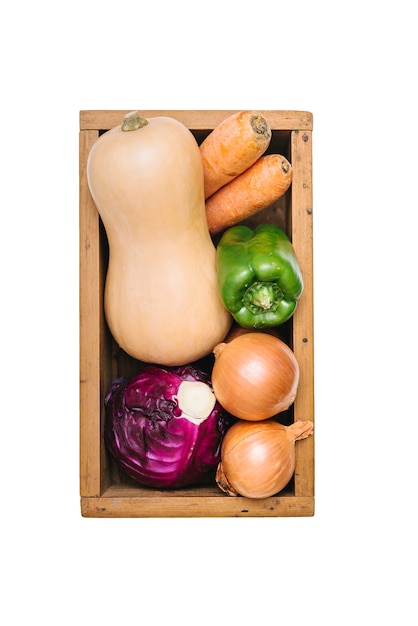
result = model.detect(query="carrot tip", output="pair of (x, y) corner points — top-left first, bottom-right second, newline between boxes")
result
(281, 159), (291, 174)
(251, 113), (272, 142)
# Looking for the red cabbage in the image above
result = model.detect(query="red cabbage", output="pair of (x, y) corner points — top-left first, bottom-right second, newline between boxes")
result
(104, 364), (231, 489)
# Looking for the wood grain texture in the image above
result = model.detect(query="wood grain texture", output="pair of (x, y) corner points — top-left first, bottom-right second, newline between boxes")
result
(80, 110), (313, 133)
(79, 129), (113, 497)
(81, 485), (314, 518)
(290, 130), (315, 498)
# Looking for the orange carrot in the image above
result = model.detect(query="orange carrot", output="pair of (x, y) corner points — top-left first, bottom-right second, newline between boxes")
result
(205, 154), (292, 234)
(200, 110), (272, 199)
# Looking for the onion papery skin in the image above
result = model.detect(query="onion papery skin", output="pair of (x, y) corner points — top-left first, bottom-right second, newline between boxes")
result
(212, 332), (299, 421)
(216, 419), (314, 499)
(224, 323), (286, 344)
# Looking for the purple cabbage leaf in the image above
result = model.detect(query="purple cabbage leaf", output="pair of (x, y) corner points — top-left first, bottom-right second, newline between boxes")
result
(104, 364), (231, 489)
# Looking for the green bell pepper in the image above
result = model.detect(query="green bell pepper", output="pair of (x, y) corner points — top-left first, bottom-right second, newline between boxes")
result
(216, 223), (303, 328)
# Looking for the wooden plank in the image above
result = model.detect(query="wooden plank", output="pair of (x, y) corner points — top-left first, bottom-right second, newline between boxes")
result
(79, 129), (107, 497)
(290, 129), (315, 498)
(80, 110), (313, 132)
(81, 489), (314, 518)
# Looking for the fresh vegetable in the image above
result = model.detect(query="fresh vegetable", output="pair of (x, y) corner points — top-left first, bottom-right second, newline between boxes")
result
(200, 110), (271, 199)
(211, 332), (299, 421)
(86, 110), (232, 366)
(216, 223), (303, 328)
(205, 154), (293, 234)
(104, 364), (232, 489)
(216, 419), (314, 498)
(224, 323), (285, 343)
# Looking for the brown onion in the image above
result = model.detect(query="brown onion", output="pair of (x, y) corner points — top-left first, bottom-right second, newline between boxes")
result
(216, 419), (314, 498)
(211, 332), (299, 420)
(224, 323), (286, 344)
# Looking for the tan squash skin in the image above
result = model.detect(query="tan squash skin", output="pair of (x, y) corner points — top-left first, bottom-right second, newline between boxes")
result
(86, 113), (232, 366)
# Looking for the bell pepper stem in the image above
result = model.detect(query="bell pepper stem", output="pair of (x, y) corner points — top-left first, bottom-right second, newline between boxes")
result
(243, 282), (283, 314)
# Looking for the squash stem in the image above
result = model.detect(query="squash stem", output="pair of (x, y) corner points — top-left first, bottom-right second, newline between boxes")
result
(121, 111), (148, 132)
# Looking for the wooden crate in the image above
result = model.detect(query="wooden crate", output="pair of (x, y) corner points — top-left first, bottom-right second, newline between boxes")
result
(79, 110), (314, 517)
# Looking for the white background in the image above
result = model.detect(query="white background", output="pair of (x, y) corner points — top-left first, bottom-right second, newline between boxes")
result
(2, 1), (417, 623)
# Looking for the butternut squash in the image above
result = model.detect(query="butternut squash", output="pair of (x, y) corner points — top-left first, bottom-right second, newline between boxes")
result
(86, 111), (232, 366)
